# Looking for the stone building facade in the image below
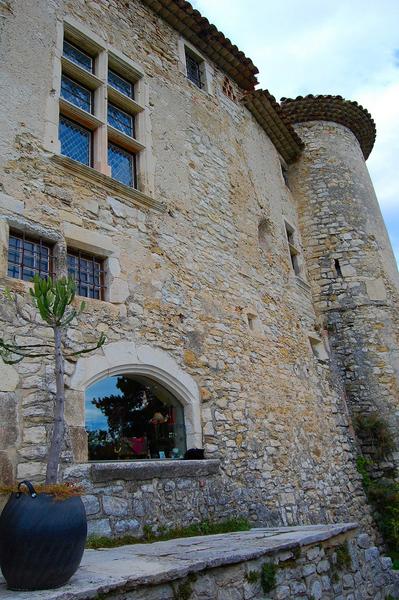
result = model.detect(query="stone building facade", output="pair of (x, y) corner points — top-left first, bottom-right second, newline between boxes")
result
(0, 0), (398, 538)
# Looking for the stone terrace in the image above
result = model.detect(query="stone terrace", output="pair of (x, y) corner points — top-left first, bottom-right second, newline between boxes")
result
(1, 524), (397, 599)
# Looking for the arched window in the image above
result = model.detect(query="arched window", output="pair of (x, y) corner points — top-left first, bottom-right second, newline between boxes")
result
(85, 374), (187, 461)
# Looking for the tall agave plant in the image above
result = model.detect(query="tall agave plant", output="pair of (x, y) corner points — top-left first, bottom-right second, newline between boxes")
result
(0, 275), (105, 483)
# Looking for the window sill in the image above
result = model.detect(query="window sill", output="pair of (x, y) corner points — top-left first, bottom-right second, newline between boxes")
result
(50, 154), (165, 213)
(85, 459), (220, 483)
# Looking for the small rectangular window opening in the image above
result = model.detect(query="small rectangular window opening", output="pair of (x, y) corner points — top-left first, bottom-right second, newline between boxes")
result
(285, 223), (301, 276)
(334, 258), (343, 278)
(309, 336), (328, 362)
(67, 249), (105, 300)
(7, 232), (55, 282)
(247, 314), (255, 331)
(185, 48), (203, 89)
(281, 163), (290, 188)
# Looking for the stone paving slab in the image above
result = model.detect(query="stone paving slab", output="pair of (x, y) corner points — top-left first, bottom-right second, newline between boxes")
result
(0, 523), (357, 600)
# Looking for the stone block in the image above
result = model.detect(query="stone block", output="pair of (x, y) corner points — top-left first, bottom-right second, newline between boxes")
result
(82, 494), (100, 516)
(17, 461), (46, 479)
(0, 451), (14, 485)
(23, 425), (46, 444)
(114, 518), (140, 535)
(357, 533), (371, 549)
(0, 192), (24, 214)
(103, 495), (129, 516)
(63, 222), (114, 256)
(69, 426), (88, 463)
(365, 278), (387, 301)
(0, 392), (18, 446)
(108, 277), (129, 303)
(87, 518), (112, 537)
(0, 363), (19, 392)
(364, 547), (380, 561)
(316, 559), (329, 574)
(309, 579), (323, 600)
(307, 546), (321, 561)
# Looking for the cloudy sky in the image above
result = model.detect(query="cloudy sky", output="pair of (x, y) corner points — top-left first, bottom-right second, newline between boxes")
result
(192, 0), (399, 264)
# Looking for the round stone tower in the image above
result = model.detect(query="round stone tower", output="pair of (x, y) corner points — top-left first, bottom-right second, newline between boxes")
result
(281, 95), (399, 469)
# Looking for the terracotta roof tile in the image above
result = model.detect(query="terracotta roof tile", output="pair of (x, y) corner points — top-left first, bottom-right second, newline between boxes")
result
(242, 90), (304, 164)
(280, 95), (376, 159)
(141, 0), (259, 90)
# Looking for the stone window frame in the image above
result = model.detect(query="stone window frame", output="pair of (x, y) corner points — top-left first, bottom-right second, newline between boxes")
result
(44, 17), (156, 203)
(0, 218), (128, 305)
(284, 219), (303, 278)
(7, 230), (56, 282)
(63, 223), (128, 305)
(68, 341), (203, 463)
(0, 218), (64, 290)
(177, 36), (214, 95)
(307, 333), (329, 362)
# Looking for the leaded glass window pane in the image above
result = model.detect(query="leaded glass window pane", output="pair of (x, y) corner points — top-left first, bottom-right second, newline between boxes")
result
(67, 251), (104, 299)
(107, 104), (134, 137)
(61, 75), (92, 113)
(108, 69), (133, 98)
(59, 117), (91, 165)
(108, 143), (134, 187)
(7, 234), (52, 281)
(63, 40), (93, 72)
(185, 50), (202, 89)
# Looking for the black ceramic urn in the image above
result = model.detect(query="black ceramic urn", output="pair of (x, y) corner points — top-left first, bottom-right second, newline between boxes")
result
(0, 480), (87, 590)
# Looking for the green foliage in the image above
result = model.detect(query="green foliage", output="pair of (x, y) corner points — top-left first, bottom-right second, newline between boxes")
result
(173, 573), (197, 600)
(86, 517), (251, 549)
(260, 562), (276, 594)
(0, 276), (105, 364)
(245, 570), (259, 583)
(354, 413), (395, 460)
(29, 275), (83, 327)
(335, 542), (352, 570)
(388, 550), (399, 570)
(356, 455), (373, 489)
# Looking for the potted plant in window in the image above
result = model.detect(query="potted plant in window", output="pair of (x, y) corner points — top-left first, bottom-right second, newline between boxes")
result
(0, 275), (105, 590)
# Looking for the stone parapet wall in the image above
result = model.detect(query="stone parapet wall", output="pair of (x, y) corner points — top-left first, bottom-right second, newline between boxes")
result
(1, 525), (396, 599)
(115, 533), (397, 600)
(63, 460), (234, 537)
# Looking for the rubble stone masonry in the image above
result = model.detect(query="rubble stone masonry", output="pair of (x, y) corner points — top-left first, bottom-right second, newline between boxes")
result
(0, 0), (397, 539)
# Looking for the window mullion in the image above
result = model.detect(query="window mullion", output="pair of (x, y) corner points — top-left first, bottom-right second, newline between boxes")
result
(92, 49), (109, 175)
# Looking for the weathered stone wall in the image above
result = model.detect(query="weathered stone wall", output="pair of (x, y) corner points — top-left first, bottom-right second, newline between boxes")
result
(63, 460), (238, 537)
(289, 121), (399, 470)
(0, 0), (387, 535)
(120, 539), (397, 600)
(76, 529), (399, 600)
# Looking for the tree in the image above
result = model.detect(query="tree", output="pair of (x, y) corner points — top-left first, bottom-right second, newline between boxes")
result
(0, 276), (105, 484)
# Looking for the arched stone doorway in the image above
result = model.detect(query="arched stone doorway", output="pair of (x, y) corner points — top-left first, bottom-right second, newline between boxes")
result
(68, 341), (202, 462)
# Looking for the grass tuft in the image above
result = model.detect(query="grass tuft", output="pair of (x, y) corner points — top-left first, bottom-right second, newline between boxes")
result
(0, 482), (83, 501)
(86, 517), (251, 549)
(260, 562), (276, 594)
